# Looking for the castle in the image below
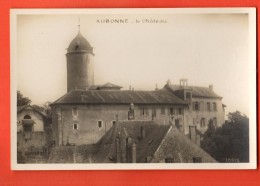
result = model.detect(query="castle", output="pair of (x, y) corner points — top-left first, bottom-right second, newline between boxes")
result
(50, 30), (226, 146)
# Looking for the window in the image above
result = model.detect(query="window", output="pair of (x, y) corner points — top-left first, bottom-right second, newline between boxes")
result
(213, 102), (217, 111)
(152, 108), (156, 117)
(193, 102), (199, 111)
(140, 108), (149, 116)
(112, 120), (116, 126)
(23, 124), (33, 132)
(213, 117), (217, 127)
(165, 158), (174, 163)
(73, 123), (78, 130)
(169, 107), (174, 115)
(200, 118), (206, 128)
(193, 157), (202, 163)
(24, 115), (31, 119)
(161, 107), (166, 115)
(72, 107), (78, 116)
(186, 92), (191, 99)
(98, 121), (103, 128)
(178, 108), (182, 115)
(207, 102), (211, 111)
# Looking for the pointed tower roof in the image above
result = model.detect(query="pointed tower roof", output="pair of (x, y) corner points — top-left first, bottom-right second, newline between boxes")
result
(67, 32), (94, 54)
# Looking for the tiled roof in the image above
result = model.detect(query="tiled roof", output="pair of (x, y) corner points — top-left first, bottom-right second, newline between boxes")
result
(165, 84), (222, 98)
(94, 121), (217, 163)
(94, 120), (169, 163)
(51, 89), (188, 105)
(152, 125), (217, 163)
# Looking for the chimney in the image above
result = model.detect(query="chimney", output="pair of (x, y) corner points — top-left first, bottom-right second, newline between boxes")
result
(141, 126), (146, 139)
(189, 125), (197, 144)
(131, 142), (137, 163)
(209, 84), (213, 91)
(115, 134), (121, 163)
(126, 137), (130, 163)
(196, 134), (201, 146)
(180, 78), (188, 87)
(155, 83), (158, 90)
(166, 79), (171, 86)
(189, 125), (201, 146)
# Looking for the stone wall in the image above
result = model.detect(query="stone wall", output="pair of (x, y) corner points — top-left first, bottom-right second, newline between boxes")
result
(17, 131), (51, 150)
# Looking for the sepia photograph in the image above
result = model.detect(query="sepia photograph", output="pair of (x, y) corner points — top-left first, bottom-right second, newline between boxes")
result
(11, 8), (256, 170)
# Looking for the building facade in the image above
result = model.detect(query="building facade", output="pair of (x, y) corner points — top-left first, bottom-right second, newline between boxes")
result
(165, 79), (226, 134)
(51, 89), (188, 145)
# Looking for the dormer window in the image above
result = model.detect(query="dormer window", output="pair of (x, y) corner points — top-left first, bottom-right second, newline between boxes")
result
(186, 92), (191, 99)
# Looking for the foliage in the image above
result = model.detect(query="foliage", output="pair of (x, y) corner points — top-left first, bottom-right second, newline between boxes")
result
(32, 102), (52, 117)
(32, 102), (53, 125)
(201, 111), (249, 162)
(17, 91), (31, 106)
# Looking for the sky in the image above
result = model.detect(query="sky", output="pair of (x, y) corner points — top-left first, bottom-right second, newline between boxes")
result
(15, 9), (255, 117)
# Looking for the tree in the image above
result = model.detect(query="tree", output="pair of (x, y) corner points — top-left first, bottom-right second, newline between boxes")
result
(17, 91), (31, 106)
(32, 101), (53, 126)
(201, 111), (249, 162)
(32, 101), (52, 118)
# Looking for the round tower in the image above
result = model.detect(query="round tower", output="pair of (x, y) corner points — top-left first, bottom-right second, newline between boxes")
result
(66, 31), (94, 92)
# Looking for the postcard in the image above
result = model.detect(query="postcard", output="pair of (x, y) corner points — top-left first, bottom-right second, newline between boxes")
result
(11, 8), (256, 170)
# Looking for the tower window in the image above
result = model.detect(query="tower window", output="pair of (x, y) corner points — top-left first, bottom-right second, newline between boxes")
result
(73, 123), (78, 130)
(98, 121), (103, 128)
(186, 92), (191, 99)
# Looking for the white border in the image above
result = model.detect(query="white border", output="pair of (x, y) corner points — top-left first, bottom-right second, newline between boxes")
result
(11, 8), (257, 170)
